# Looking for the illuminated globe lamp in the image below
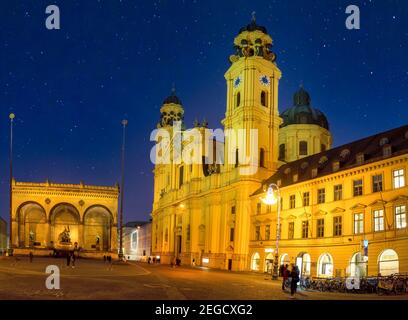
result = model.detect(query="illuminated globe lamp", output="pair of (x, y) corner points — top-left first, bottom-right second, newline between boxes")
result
(260, 183), (281, 280)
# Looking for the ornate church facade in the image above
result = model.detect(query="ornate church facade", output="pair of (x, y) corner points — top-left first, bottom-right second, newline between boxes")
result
(151, 17), (408, 276)
(11, 179), (119, 257)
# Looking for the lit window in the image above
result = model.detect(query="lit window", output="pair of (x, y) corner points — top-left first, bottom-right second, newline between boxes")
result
(334, 184), (342, 201)
(374, 209), (385, 232)
(333, 216), (342, 236)
(372, 174), (383, 193)
(302, 221), (309, 239)
(354, 213), (364, 234)
(303, 192), (310, 206)
(353, 179), (363, 197)
(393, 169), (405, 189)
(289, 195), (296, 209)
(255, 226), (261, 240)
(265, 225), (270, 240)
(317, 188), (325, 204)
(395, 205), (406, 229)
(288, 222), (294, 239)
(317, 219), (324, 238)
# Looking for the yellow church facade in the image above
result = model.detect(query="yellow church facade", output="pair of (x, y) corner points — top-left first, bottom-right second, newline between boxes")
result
(151, 17), (408, 275)
(11, 179), (119, 257)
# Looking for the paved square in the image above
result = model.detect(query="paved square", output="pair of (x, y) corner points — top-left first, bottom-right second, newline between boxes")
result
(0, 256), (407, 300)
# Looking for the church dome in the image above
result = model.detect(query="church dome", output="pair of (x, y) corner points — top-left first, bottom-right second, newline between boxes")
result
(280, 87), (329, 130)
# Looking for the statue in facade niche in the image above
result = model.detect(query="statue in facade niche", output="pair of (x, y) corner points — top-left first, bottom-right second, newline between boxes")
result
(59, 226), (71, 244)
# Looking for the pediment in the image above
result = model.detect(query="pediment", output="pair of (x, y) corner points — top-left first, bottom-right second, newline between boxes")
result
(331, 207), (345, 214)
(390, 195), (408, 202)
(253, 219), (262, 226)
(299, 212), (312, 219)
(315, 210), (327, 216)
(285, 214), (297, 220)
(350, 203), (367, 210)
(368, 199), (387, 207)
(226, 245), (234, 252)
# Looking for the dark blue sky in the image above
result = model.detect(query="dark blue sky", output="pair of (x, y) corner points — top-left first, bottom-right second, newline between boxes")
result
(1, 0), (407, 224)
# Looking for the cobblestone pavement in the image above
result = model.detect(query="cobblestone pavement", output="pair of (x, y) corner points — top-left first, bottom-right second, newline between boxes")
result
(0, 256), (407, 300)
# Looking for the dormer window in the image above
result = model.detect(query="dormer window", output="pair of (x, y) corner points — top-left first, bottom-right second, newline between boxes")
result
(383, 144), (392, 157)
(379, 137), (389, 146)
(311, 168), (318, 178)
(356, 153), (365, 165)
(277, 179), (282, 187)
(293, 174), (298, 183)
(332, 161), (340, 172)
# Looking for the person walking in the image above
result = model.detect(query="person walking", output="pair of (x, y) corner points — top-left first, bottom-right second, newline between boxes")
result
(282, 264), (288, 290)
(107, 254), (112, 270)
(66, 252), (71, 267)
(71, 251), (76, 268)
(290, 264), (300, 298)
(279, 264), (284, 277)
(29, 251), (34, 263)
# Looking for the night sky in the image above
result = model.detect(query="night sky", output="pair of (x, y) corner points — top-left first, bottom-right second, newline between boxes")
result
(1, 0), (407, 225)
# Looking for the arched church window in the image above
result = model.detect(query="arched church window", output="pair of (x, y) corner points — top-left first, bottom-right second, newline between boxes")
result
(261, 91), (268, 107)
(299, 141), (308, 156)
(260, 148), (265, 168)
(236, 92), (241, 107)
(279, 144), (285, 161)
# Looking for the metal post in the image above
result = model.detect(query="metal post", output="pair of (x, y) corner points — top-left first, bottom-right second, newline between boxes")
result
(118, 119), (128, 260)
(8, 113), (15, 256)
(272, 184), (281, 280)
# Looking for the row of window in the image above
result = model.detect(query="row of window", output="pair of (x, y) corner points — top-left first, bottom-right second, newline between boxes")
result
(253, 205), (406, 240)
(255, 169), (406, 212)
(279, 141), (326, 160)
(235, 91), (269, 108)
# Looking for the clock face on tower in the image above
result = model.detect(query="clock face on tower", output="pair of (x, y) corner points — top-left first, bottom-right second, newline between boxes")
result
(259, 75), (270, 86)
(233, 75), (242, 88)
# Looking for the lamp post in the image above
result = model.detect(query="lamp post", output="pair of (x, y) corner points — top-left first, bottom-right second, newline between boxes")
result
(260, 183), (281, 280)
(8, 113), (15, 256)
(118, 119), (128, 260)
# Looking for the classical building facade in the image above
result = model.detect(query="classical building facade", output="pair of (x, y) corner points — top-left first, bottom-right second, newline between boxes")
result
(151, 17), (408, 275)
(11, 179), (119, 257)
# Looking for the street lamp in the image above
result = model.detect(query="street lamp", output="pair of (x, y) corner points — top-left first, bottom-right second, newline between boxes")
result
(118, 119), (128, 260)
(260, 183), (281, 280)
(8, 113), (15, 256)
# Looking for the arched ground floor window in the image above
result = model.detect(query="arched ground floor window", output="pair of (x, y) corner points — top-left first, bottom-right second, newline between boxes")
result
(378, 249), (399, 276)
(349, 252), (367, 277)
(264, 252), (274, 273)
(251, 252), (260, 271)
(296, 252), (311, 277)
(317, 253), (333, 277)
